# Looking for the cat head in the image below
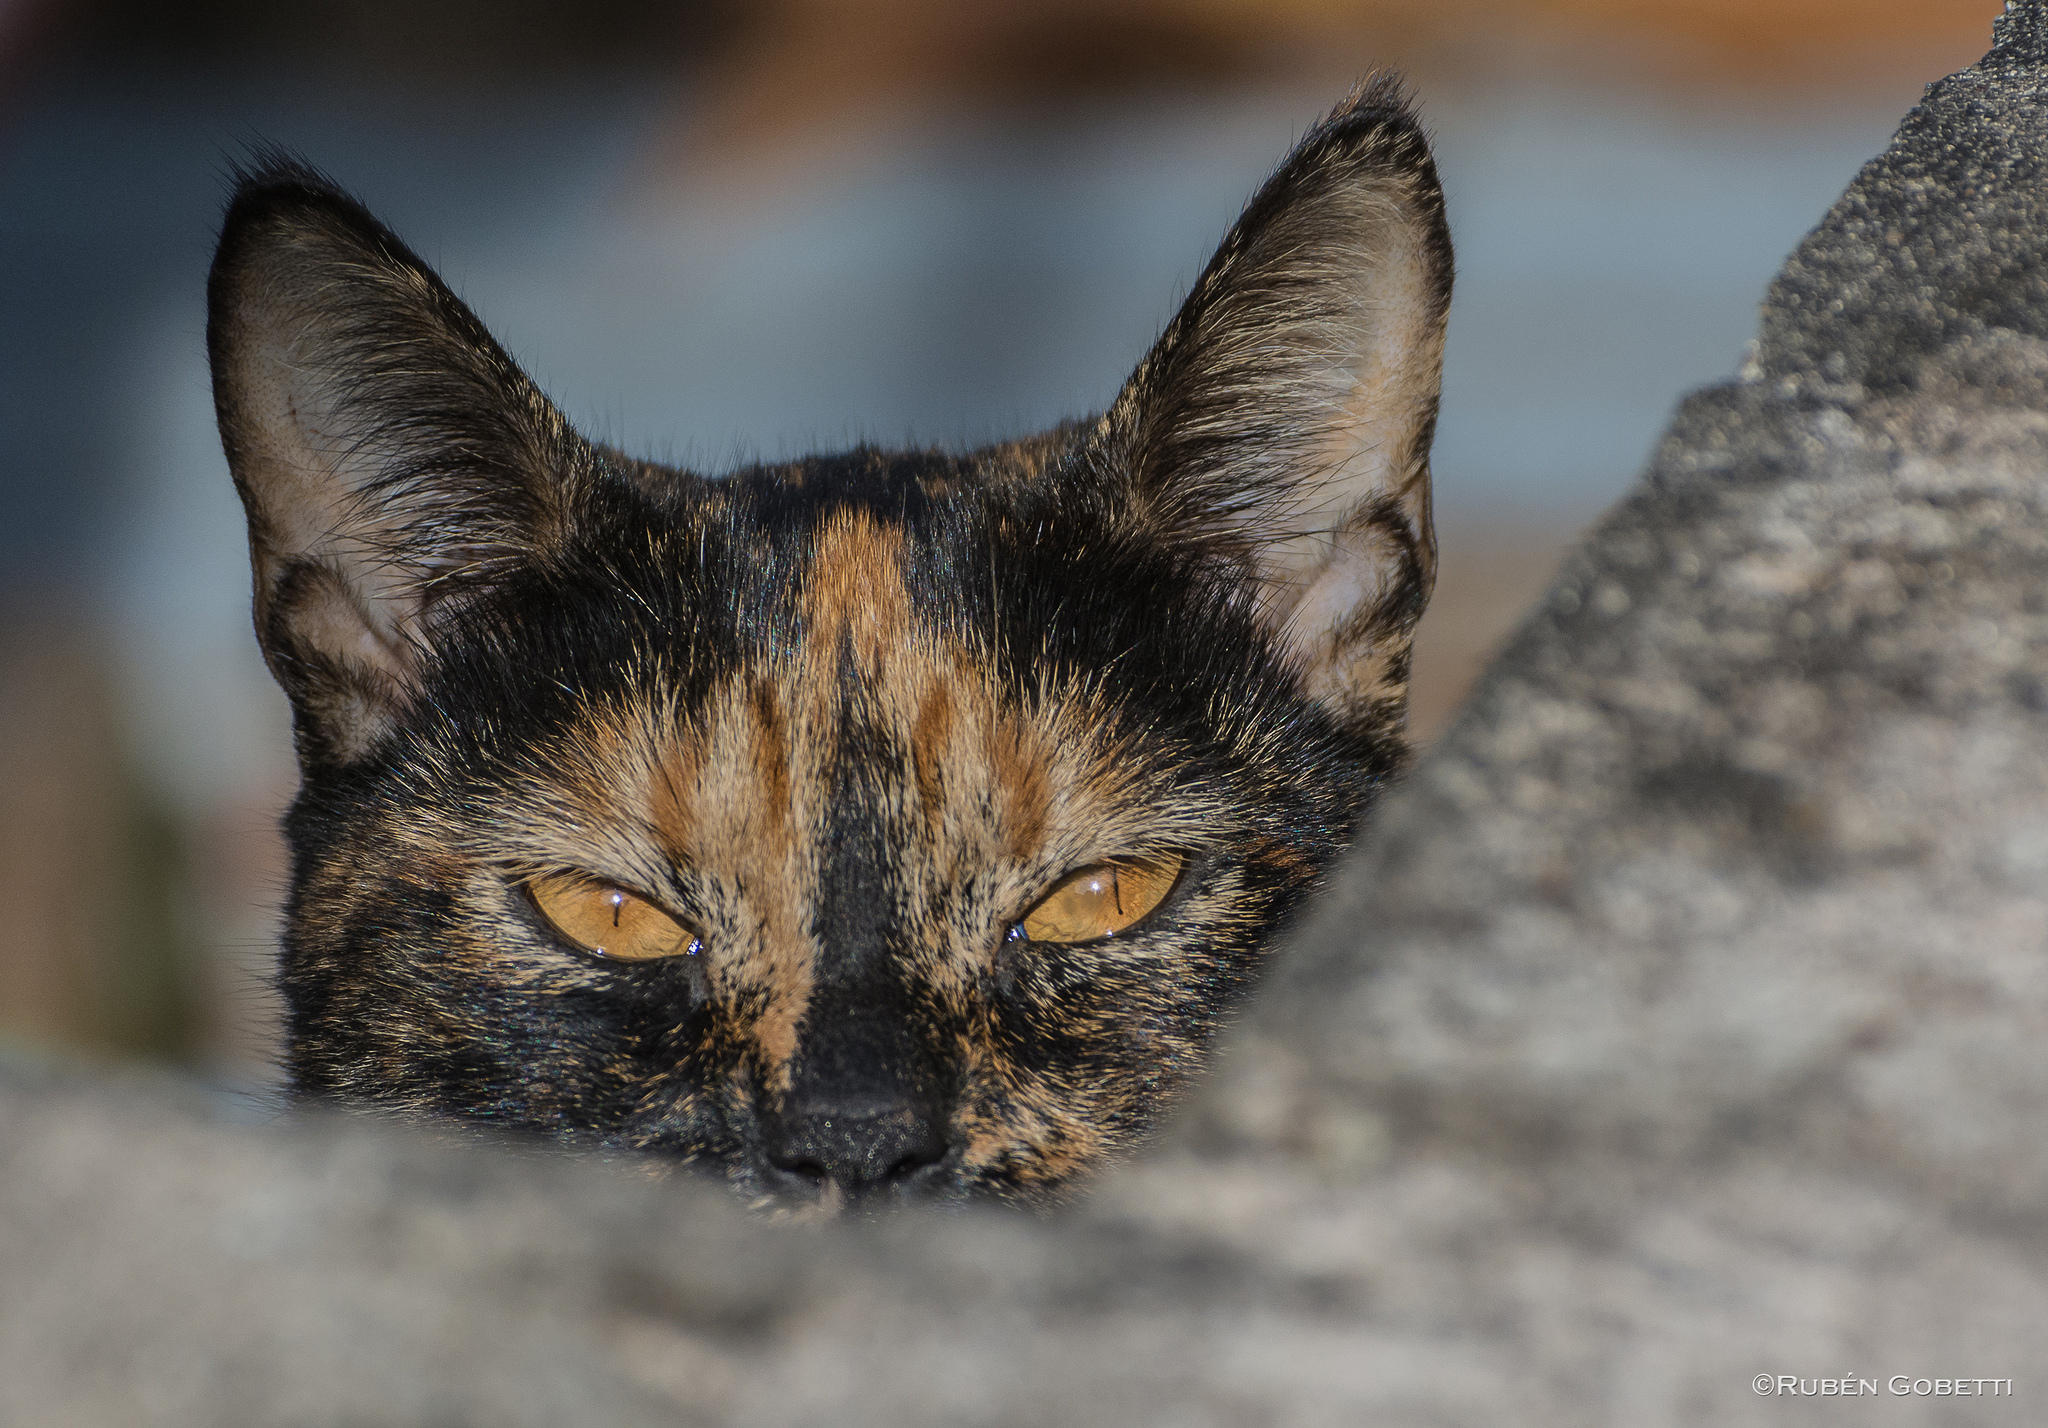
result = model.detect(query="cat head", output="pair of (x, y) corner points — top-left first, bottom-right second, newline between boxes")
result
(208, 76), (1451, 1212)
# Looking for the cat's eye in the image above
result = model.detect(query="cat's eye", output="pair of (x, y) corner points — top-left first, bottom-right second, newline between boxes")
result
(527, 873), (700, 961)
(1016, 854), (1184, 944)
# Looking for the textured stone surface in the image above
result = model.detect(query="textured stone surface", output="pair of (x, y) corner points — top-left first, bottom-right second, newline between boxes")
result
(10, 6), (2048, 1424)
(1761, 3), (2048, 390)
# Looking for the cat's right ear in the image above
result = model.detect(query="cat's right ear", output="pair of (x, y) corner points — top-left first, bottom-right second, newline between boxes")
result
(208, 160), (584, 767)
(1104, 76), (1453, 742)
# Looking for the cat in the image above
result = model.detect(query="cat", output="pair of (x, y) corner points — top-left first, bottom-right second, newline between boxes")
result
(207, 74), (1451, 1213)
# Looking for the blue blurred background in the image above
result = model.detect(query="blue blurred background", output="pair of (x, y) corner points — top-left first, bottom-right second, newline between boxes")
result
(0, 0), (1998, 1087)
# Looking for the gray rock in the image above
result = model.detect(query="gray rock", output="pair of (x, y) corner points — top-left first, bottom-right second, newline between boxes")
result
(11, 5), (2048, 1424)
(1763, 1), (2048, 390)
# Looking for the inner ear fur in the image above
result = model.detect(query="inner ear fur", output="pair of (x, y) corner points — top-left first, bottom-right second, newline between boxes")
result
(1108, 74), (1453, 739)
(208, 158), (586, 766)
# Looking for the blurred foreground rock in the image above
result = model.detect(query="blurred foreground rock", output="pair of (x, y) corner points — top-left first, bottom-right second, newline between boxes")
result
(9, 6), (2048, 1425)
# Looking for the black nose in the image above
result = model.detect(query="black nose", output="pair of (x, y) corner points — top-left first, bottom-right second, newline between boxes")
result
(761, 1098), (950, 1204)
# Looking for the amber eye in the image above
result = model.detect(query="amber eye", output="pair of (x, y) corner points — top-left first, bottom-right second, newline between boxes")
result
(528, 873), (700, 961)
(1016, 854), (1184, 944)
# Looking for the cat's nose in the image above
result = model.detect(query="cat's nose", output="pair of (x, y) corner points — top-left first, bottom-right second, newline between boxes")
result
(760, 1098), (951, 1205)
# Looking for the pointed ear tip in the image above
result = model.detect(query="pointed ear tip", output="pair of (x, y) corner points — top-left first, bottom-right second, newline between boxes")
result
(1337, 70), (1417, 116)
(1310, 71), (1435, 160)
(223, 147), (342, 213)
(207, 158), (385, 397)
(208, 161), (405, 345)
(213, 155), (382, 270)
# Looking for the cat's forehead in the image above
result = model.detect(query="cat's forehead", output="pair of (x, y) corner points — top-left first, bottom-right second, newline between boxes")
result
(484, 440), (1280, 890)
(583, 434), (1135, 698)
(515, 500), (1163, 887)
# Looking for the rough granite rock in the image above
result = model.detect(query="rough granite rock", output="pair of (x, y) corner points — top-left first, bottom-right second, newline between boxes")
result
(9, 5), (2048, 1424)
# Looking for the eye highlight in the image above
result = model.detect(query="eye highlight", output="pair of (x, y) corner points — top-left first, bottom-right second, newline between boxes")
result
(1017, 854), (1184, 945)
(527, 873), (700, 961)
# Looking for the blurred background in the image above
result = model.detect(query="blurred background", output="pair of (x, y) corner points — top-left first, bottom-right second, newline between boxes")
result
(0, 0), (2003, 1095)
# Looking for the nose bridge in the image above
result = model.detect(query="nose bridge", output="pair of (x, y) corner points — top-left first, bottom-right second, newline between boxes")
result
(784, 663), (941, 1107)
(808, 638), (915, 976)
(784, 975), (932, 1111)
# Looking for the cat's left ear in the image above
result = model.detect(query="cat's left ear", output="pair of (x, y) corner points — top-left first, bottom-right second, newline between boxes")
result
(208, 158), (592, 767)
(1109, 75), (1452, 736)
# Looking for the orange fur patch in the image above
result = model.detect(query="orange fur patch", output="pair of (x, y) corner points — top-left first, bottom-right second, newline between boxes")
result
(800, 509), (915, 666)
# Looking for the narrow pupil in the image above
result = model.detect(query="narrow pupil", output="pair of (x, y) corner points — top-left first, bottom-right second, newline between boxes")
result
(1111, 868), (1124, 916)
(610, 892), (623, 928)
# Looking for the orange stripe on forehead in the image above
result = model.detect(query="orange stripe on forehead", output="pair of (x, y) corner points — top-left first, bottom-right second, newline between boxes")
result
(987, 711), (1051, 864)
(911, 681), (954, 823)
(748, 676), (792, 843)
(651, 723), (705, 859)
(800, 508), (915, 663)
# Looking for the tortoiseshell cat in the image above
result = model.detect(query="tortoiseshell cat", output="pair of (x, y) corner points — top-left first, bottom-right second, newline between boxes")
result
(208, 76), (1451, 1211)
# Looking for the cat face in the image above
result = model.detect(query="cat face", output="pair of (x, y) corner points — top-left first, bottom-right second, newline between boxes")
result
(209, 76), (1451, 1211)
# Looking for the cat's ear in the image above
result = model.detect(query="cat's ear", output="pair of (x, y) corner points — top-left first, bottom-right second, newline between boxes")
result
(1110, 76), (1452, 737)
(208, 159), (585, 766)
